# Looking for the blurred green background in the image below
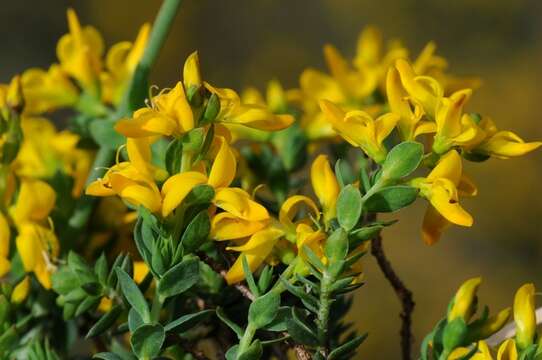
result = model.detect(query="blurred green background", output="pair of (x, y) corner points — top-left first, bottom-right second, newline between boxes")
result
(2, 0), (541, 358)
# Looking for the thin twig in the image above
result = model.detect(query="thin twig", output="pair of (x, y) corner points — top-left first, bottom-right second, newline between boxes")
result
(371, 234), (415, 360)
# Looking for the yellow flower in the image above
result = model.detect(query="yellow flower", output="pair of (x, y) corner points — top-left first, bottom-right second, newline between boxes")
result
(10, 179), (59, 289)
(206, 82), (294, 131)
(319, 99), (399, 163)
(469, 117), (542, 159)
(115, 81), (195, 138)
(310, 155), (339, 224)
(56, 8), (104, 96)
(11, 276), (30, 304)
(386, 66), (436, 140)
(514, 283), (536, 349)
(411, 150), (475, 245)
(224, 227), (284, 284)
(101, 23), (151, 105)
(294, 223), (326, 274)
(432, 91), (485, 154)
(162, 136), (268, 220)
(460, 340), (518, 360)
(87, 137), (163, 213)
(279, 195), (320, 236)
(395, 58), (443, 118)
(21, 65), (79, 114)
(0, 212), (11, 277)
(14, 117), (92, 197)
(448, 277), (481, 323)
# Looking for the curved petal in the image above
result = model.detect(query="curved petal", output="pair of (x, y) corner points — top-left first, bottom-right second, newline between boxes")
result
(183, 51), (202, 89)
(421, 205), (450, 245)
(279, 195), (320, 232)
(429, 179), (473, 227)
(213, 188), (269, 221)
(427, 149), (462, 185)
(211, 212), (268, 241)
(0, 213), (10, 258)
(496, 339), (518, 360)
(300, 69), (344, 103)
(115, 108), (177, 138)
(207, 137), (236, 189)
(110, 173), (162, 214)
(479, 131), (542, 159)
(514, 283), (536, 349)
(161, 171), (208, 217)
(310, 155), (339, 222)
(11, 179), (56, 224)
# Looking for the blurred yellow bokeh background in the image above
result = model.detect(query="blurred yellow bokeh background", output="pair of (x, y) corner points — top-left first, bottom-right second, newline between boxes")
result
(1, 0), (541, 358)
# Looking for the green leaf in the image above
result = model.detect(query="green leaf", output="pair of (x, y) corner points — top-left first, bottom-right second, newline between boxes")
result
(364, 185), (418, 213)
(68, 252), (96, 285)
(325, 228), (349, 262)
(52, 268), (80, 295)
(183, 185), (215, 208)
(216, 307), (244, 339)
(349, 225), (384, 249)
(0, 295), (9, 327)
(257, 265), (273, 294)
(157, 258), (199, 300)
(86, 305), (123, 338)
(336, 185), (362, 231)
(381, 141), (424, 180)
(89, 118), (125, 150)
(328, 333), (368, 360)
(130, 323), (165, 359)
(165, 137), (183, 175)
(248, 292), (281, 329)
(128, 307), (144, 333)
(164, 309), (214, 333)
(180, 210), (210, 253)
(94, 254), (109, 286)
(225, 345), (239, 360)
(93, 353), (123, 360)
(242, 255), (260, 298)
(115, 268), (150, 323)
(286, 308), (319, 347)
(262, 306), (290, 332)
(238, 339), (263, 360)
(75, 296), (101, 316)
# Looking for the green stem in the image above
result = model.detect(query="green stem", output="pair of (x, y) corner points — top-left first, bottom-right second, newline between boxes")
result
(317, 271), (333, 357)
(237, 323), (257, 358)
(64, 0), (184, 244)
(151, 286), (164, 323)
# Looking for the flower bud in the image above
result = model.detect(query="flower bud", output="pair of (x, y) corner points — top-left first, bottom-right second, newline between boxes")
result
(514, 283), (536, 350)
(448, 277), (481, 322)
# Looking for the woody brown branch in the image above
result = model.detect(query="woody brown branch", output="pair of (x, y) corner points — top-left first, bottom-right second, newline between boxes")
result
(370, 234), (415, 360)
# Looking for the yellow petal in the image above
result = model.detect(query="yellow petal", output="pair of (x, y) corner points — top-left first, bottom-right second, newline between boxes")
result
(354, 26), (382, 67)
(478, 131), (542, 159)
(241, 87), (265, 106)
(469, 307), (511, 340)
(0, 213), (10, 258)
(213, 188), (269, 221)
(109, 173), (162, 214)
(448, 277), (482, 322)
(154, 82), (194, 134)
(427, 150), (462, 185)
(395, 59), (442, 117)
(514, 283), (536, 349)
(11, 276), (30, 304)
(11, 179), (56, 224)
(435, 89), (472, 141)
(207, 137), (236, 189)
(496, 339), (518, 360)
(300, 69), (344, 103)
(183, 51), (202, 89)
(225, 227), (284, 284)
(429, 178), (473, 227)
(115, 108), (178, 137)
(161, 171), (208, 217)
(266, 80), (287, 112)
(210, 212), (268, 241)
(0, 257), (10, 278)
(421, 205), (450, 245)
(375, 112), (400, 145)
(279, 195), (320, 232)
(310, 155), (339, 222)
(133, 261), (150, 284)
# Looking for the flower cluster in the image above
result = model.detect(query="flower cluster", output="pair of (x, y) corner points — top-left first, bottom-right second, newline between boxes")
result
(0, 4), (539, 360)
